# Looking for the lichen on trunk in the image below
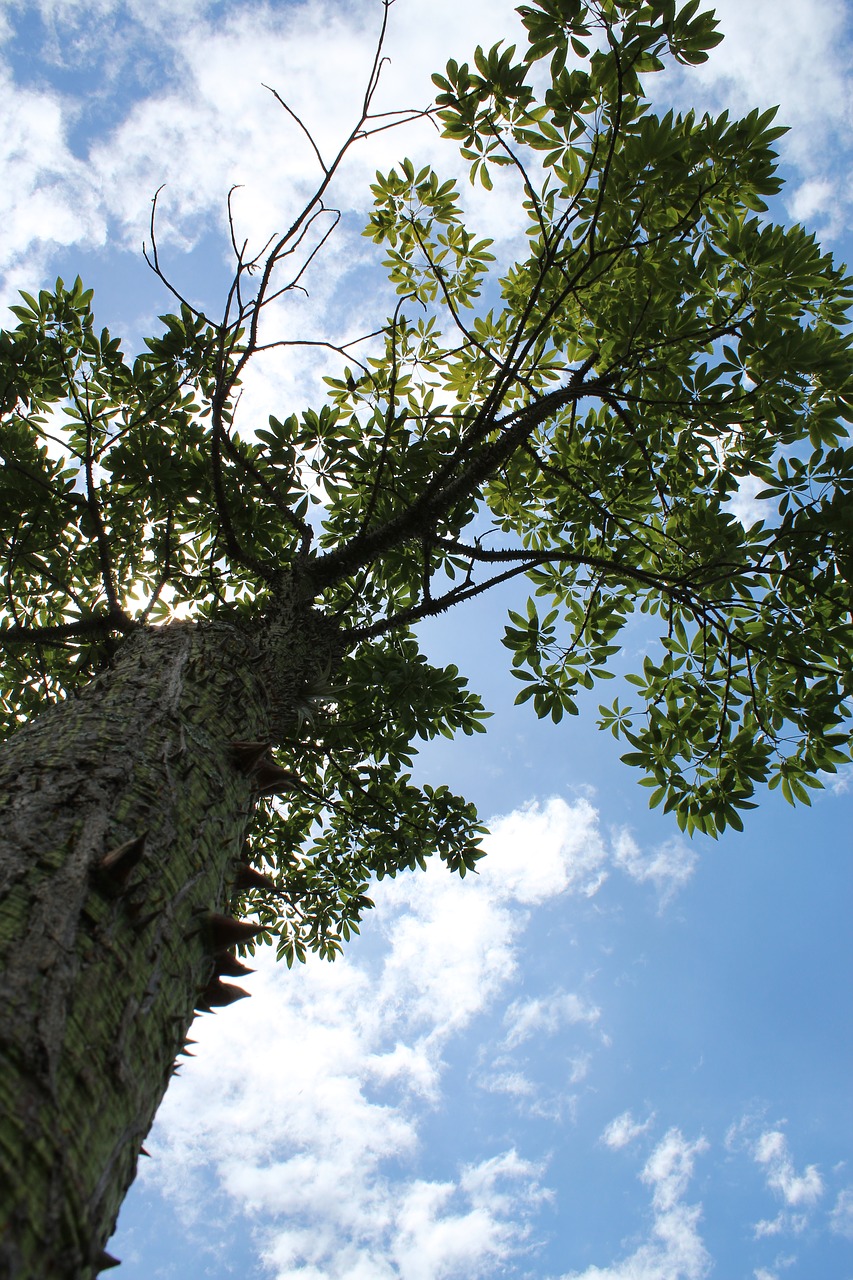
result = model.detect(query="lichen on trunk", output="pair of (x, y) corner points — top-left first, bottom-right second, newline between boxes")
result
(0, 598), (336, 1279)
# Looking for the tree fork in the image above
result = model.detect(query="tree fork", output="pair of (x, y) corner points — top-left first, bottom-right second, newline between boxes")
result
(0, 601), (337, 1278)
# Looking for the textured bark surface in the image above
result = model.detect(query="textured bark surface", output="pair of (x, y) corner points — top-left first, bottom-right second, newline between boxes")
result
(0, 604), (335, 1279)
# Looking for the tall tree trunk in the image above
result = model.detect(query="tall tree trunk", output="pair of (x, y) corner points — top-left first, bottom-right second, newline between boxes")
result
(0, 601), (335, 1279)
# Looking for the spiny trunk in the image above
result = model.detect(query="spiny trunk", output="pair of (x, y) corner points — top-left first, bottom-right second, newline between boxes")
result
(0, 604), (334, 1278)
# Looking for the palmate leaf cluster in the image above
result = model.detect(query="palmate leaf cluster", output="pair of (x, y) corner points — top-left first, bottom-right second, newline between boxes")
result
(2, 0), (853, 959)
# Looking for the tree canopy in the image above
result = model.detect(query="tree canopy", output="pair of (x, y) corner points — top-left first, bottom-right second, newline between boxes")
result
(2, 0), (852, 966)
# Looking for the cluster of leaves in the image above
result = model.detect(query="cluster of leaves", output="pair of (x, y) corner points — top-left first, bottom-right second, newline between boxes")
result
(0, 279), (234, 723)
(234, 633), (490, 961)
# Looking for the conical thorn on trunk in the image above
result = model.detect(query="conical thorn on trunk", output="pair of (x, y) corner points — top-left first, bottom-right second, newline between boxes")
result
(139, 1146), (150, 1157)
(213, 952), (256, 979)
(200, 912), (264, 952)
(233, 863), (282, 895)
(252, 762), (299, 796)
(93, 835), (147, 893)
(230, 740), (273, 775)
(96, 1251), (121, 1272)
(198, 978), (252, 1008)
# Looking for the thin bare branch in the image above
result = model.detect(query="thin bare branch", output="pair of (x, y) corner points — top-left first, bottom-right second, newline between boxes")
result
(263, 84), (328, 174)
(142, 187), (209, 323)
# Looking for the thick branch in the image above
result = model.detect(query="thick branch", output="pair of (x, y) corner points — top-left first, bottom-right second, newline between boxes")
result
(312, 367), (611, 590)
(0, 609), (138, 646)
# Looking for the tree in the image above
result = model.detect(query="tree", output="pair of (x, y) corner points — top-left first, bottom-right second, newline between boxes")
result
(1, 0), (852, 1273)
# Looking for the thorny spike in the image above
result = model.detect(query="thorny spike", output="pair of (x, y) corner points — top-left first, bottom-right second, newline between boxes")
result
(252, 762), (300, 796)
(230, 740), (273, 774)
(233, 863), (281, 895)
(139, 1146), (150, 1157)
(200, 912), (265, 952)
(96, 1251), (121, 1272)
(93, 835), (147, 892)
(198, 978), (251, 1008)
(213, 953), (256, 979)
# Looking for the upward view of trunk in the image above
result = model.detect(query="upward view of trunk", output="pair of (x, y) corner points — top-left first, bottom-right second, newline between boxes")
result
(0, 600), (336, 1279)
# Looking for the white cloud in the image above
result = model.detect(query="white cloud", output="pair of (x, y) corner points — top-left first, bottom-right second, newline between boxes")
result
(826, 763), (853, 796)
(81, 0), (527, 258)
(752, 1255), (796, 1280)
(560, 1129), (711, 1280)
(137, 797), (604, 1277)
(725, 1117), (826, 1243)
(386, 1151), (548, 1280)
(753, 1130), (824, 1209)
(480, 797), (610, 905)
(753, 1212), (785, 1239)
(643, 1130), (708, 1212)
(0, 65), (106, 301)
(601, 1110), (656, 1151)
(726, 474), (768, 530)
(829, 1186), (853, 1240)
(502, 989), (601, 1049)
(260, 1149), (549, 1280)
(479, 1070), (535, 1099)
(567, 1053), (592, 1086)
(789, 178), (836, 224)
(612, 831), (698, 908)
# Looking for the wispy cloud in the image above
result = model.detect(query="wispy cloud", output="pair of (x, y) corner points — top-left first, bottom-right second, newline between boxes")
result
(0, 64), (107, 298)
(502, 990), (601, 1049)
(612, 830), (698, 908)
(826, 763), (853, 796)
(559, 1129), (711, 1280)
(601, 1110), (656, 1151)
(726, 1115), (828, 1244)
(829, 1186), (853, 1240)
(753, 1130), (824, 1210)
(260, 1147), (550, 1280)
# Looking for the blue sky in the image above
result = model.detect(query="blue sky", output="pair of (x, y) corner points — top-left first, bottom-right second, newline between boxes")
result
(2, 1), (852, 1277)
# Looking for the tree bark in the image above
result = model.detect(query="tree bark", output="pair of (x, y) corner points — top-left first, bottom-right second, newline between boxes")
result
(0, 602), (335, 1278)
